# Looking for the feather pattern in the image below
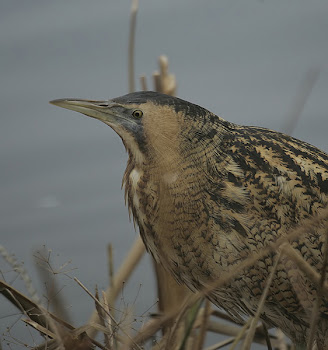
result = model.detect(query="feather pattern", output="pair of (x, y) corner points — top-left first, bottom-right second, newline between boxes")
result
(121, 94), (328, 348)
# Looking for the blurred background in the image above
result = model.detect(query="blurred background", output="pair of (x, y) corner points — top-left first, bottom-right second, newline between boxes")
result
(1, 0), (328, 348)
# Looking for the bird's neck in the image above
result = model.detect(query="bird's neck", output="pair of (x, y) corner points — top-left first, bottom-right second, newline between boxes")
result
(123, 151), (214, 261)
(123, 121), (235, 269)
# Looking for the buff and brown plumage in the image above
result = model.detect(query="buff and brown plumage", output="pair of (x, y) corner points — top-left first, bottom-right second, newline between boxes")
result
(51, 91), (328, 349)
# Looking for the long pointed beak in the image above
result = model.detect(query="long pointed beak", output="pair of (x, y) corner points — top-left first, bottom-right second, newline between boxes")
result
(49, 99), (116, 123)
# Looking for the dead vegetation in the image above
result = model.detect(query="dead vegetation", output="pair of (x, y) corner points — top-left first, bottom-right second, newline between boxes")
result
(2, 206), (328, 349)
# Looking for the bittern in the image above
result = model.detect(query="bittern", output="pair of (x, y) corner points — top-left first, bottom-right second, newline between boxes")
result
(51, 91), (328, 349)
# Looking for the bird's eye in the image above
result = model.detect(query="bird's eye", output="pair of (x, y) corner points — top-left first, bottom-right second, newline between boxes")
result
(132, 110), (143, 118)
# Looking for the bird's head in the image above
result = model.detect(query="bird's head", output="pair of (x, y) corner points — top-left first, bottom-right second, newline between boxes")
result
(50, 91), (225, 169)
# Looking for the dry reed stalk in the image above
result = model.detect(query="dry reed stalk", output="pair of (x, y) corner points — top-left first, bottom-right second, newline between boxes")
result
(192, 307), (211, 328)
(25, 320), (106, 350)
(306, 227), (328, 350)
(108, 243), (115, 289)
(229, 321), (252, 350)
(87, 236), (145, 338)
(241, 251), (282, 350)
(151, 57), (176, 96)
(153, 71), (162, 92)
(282, 67), (320, 135)
(152, 296), (202, 350)
(123, 311), (179, 346)
(211, 301), (274, 347)
(275, 329), (288, 350)
(34, 246), (71, 324)
(158, 56), (177, 96)
(0, 279), (67, 349)
(210, 310), (240, 324)
(127, 297), (250, 347)
(261, 323), (273, 350)
(0, 279), (112, 349)
(23, 318), (57, 339)
(128, 0), (138, 93)
(174, 299), (202, 350)
(156, 287), (193, 347)
(95, 286), (111, 349)
(107, 243), (118, 348)
(205, 320), (242, 338)
(74, 277), (142, 349)
(121, 307), (135, 350)
(280, 244), (328, 293)
(153, 259), (191, 330)
(206, 320), (275, 347)
(204, 337), (235, 350)
(102, 290), (115, 349)
(0, 266), (111, 350)
(193, 300), (211, 350)
(140, 75), (147, 91)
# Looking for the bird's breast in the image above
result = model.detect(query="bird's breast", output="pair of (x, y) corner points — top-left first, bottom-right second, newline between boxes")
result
(127, 166), (187, 265)
(127, 165), (170, 264)
(125, 162), (247, 290)
(128, 168), (143, 213)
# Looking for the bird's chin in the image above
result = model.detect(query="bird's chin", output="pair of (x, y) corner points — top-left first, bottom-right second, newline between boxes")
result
(102, 121), (123, 134)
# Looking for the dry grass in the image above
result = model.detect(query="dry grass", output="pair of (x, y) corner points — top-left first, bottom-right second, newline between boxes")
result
(2, 208), (328, 349)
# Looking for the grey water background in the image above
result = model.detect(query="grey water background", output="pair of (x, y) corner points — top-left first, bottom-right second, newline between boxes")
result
(1, 0), (328, 347)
